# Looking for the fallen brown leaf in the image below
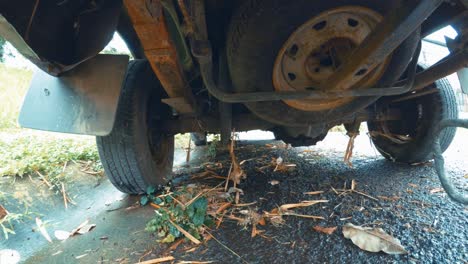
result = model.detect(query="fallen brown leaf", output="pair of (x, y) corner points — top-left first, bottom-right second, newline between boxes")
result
(228, 139), (246, 185)
(342, 223), (407, 254)
(0, 205), (8, 221)
(313, 226), (337, 235)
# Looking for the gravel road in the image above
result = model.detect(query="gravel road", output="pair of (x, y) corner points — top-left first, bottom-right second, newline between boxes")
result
(1, 130), (467, 264)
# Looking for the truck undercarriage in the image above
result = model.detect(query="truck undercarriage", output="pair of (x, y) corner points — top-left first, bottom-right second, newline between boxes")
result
(0, 0), (466, 203)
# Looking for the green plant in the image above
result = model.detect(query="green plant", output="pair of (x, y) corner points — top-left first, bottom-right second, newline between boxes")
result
(207, 134), (220, 159)
(143, 186), (213, 243)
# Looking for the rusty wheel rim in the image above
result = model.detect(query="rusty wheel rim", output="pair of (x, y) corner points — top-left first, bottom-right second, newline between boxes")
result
(273, 6), (391, 112)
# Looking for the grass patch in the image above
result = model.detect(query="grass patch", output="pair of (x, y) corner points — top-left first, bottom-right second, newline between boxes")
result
(0, 64), (33, 130)
(0, 133), (102, 193)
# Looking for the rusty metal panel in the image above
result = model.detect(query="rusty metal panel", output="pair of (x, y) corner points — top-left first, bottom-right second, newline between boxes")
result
(123, 0), (195, 114)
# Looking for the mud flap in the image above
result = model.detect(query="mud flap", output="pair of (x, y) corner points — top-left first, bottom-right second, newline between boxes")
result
(19, 55), (129, 136)
(457, 68), (468, 94)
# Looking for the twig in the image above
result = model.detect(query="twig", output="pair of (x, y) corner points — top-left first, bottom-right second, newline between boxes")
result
(233, 202), (257, 207)
(186, 137), (192, 163)
(168, 219), (201, 245)
(280, 212), (325, 220)
(61, 182), (68, 209)
(137, 256), (175, 264)
(303, 191), (324, 195)
(185, 181), (225, 208)
(35, 171), (52, 188)
(204, 230), (248, 264)
(352, 190), (379, 201)
(138, 249), (153, 263)
(224, 163), (233, 192)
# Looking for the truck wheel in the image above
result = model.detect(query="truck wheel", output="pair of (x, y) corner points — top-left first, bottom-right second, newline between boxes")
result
(96, 60), (174, 194)
(227, 0), (419, 126)
(367, 77), (458, 163)
(190, 132), (207, 146)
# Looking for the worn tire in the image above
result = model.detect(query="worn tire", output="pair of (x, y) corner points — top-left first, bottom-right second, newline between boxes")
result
(368, 76), (458, 163)
(96, 60), (174, 194)
(227, 0), (420, 126)
(191, 132), (208, 146)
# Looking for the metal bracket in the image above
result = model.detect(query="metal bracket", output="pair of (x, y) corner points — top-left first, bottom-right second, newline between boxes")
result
(433, 119), (468, 204)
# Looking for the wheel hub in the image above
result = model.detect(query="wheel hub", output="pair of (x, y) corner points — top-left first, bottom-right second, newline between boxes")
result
(273, 6), (391, 111)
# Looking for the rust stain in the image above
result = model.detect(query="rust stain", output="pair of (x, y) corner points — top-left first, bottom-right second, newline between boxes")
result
(124, 0), (194, 113)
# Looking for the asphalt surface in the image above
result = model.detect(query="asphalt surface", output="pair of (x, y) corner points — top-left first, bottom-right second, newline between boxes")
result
(1, 130), (467, 264)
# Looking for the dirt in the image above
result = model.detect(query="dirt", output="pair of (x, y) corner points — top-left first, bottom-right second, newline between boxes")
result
(1, 131), (467, 263)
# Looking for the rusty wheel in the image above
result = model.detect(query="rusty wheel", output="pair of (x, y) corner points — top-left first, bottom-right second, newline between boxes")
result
(272, 6), (391, 111)
(227, 0), (420, 126)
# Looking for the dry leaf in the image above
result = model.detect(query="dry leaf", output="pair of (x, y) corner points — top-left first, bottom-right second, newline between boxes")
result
(69, 220), (96, 236)
(0, 205), (8, 221)
(229, 140), (246, 185)
(342, 223), (407, 254)
(313, 226), (337, 235)
(70, 220), (89, 236)
(35, 218), (52, 243)
(54, 230), (71, 241)
(76, 224), (96, 234)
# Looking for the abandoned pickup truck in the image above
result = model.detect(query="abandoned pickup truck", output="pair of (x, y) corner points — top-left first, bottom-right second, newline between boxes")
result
(0, 0), (467, 203)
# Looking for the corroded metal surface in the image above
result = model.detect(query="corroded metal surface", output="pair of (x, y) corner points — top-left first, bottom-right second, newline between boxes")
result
(272, 6), (389, 111)
(124, 0), (195, 114)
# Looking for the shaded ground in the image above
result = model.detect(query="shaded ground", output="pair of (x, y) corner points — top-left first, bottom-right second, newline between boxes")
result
(1, 130), (467, 264)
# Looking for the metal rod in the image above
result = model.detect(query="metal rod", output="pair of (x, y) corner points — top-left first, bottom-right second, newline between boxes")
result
(194, 43), (420, 103)
(411, 49), (468, 91)
(389, 88), (438, 104)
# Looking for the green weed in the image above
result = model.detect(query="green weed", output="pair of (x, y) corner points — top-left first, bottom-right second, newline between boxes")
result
(0, 134), (102, 193)
(143, 186), (213, 243)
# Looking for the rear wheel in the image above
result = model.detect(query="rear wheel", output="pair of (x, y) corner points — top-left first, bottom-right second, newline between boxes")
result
(227, 0), (420, 126)
(96, 60), (174, 194)
(367, 76), (458, 163)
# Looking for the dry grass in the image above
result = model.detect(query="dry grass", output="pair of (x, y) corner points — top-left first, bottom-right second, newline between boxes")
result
(0, 64), (33, 130)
